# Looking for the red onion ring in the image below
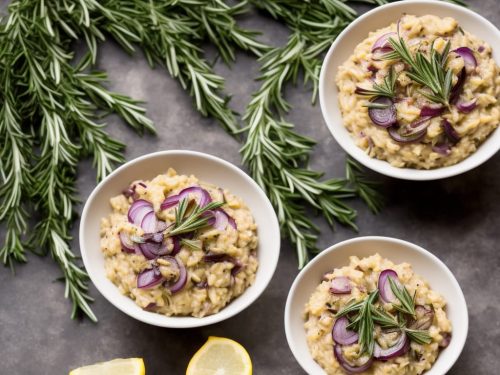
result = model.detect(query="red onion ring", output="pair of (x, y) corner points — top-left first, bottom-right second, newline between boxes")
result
(141, 211), (158, 233)
(332, 316), (359, 345)
(453, 47), (477, 69)
(378, 269), (401, 303)
(442, 119), (460, 144)
(440, 333), (452, 348)
(128, 199), (153, 225)
(160, 186), (212, 210)
(329, 276), (352, 294)
(334, 345), (373, 373)
(420, 104), (444, 118)
(409, 305), (435, 330)
(119, 232), (135, 253)
(372, 32), (397, 52)
(456, 98), (477, 113)
(137, 267), (163, 289)
(373, 331), (410, 360)
(450, 67), (466, 104)
(388, 125), (427, 143)
(432, 143), (451, 155)
(368, 97), (397, 128)
(162, 256), (187, 294)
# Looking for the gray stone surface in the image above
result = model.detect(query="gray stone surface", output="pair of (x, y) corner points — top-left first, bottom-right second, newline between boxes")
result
(1, 1), (499, 374)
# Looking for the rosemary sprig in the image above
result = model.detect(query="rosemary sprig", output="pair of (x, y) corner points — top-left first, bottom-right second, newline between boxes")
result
(355, 66), (398, 99)
(388, 277), (417, 316)
(346, 157), (383, 214)
(168, 200), (224, 236)
(372, 306), (432, 344)
(386, 37), (454, 105)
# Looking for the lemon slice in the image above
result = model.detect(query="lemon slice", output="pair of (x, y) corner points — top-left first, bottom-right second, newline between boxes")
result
(69, 358), (145, 375)
(186, 336), (252, 375)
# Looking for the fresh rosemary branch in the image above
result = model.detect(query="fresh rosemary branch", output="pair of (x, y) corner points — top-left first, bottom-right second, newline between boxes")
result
(169, 200), (224, 236)
(355, 66), (398, 99)
(388, 277), (417, 316)
(386, 37), (454, 105)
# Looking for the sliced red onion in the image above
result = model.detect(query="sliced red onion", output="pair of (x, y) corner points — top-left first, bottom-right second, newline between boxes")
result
(203, 253), (235, 263)
(367, 64), (378, 74)
(329, 277), (352, 294)
(231, 259), (243, 276)
(374, 331), (410, 360)
(332, 316), (359, 345)
(162, 256), (187, 294)
(137, 267), (163, 289)
(388, 125), (426, 143)
(228, 215), (237, 230)
(334, 345), (373, 373)
(128, 199), (153, 225)
(440, 333), (452, 348)
(139, 241), (161, 260)
(119, 232), (135, 253)
(122, 184), (136, 198)
(408, 116), (431, 130)
(144, 302), (157, 311)
(372, 47), (393, 61)
(195, 281), (208, 289)
(450, 67), (466, 104)
(160, 194), (181, 210)
(372, 32), (397, 52)
(453, 47), (477, 69)
(170, 236), (181, 256)
(456, 98), (477, 113)
(138, 182), (147, 188)
(420, 104), (444, 117)
(432, 143), (451, 155)
(368, 97), (397, 127)
(378, 269), (402, 303)
(141, 211), (158, 233)
(478, 46), (485, 53)
(442, 119), (460, 143)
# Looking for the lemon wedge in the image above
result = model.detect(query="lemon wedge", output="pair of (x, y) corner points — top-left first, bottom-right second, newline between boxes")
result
(186, 336), (252, 375)
(69, 358), (145, 375)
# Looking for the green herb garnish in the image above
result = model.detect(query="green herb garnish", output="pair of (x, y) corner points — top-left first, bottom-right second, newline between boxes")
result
(356, 66), (398, 99)
(388, 276), (417, 316)
(168, 199), (224, 236)
(385, 37), (454, 105)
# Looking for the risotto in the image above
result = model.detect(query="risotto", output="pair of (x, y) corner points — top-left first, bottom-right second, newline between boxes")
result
(336, 15), (499, 169)
(304, 254), (452, 374)
(100, 168), (258, 317)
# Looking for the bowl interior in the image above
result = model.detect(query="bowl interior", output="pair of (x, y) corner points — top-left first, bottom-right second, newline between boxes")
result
(80, 150), (280, 328)
(320, 0), (500, 180)
(285, 237), (468, 375)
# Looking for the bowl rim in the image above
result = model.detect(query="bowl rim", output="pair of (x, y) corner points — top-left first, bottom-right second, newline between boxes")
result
(79, 149), (281, 328)
(284, 236), (468, 374)
(319, 0), (500, 181)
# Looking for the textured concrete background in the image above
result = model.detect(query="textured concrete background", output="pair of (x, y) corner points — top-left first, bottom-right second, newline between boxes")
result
(0, 1), (499, 374)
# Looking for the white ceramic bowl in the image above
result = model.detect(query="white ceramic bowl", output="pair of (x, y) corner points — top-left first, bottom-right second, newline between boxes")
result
(285, 236), (468, 375)
(319, 0), (500, 180)
(80, 150), (280, 328)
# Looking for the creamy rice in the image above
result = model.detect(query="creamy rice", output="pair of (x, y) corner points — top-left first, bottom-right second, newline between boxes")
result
(100, 168), (258, 317)
(336, 15), (499, 168)
(304, 254), (451, 374)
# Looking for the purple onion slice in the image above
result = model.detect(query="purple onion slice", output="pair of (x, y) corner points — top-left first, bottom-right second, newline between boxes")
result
(119, 232), (135, 253)
(388, 125), (426, 143)
(432, 143), (451, 155)
(155, 220), (169, 232)
(139, 241), (161, 260)
(442, 119), (460, 144)
(372, 32), (397, 52)
(378, 269), (402, 303)
(329, 277), (352, 294)
(440, 333), (452, 348)
(160, 186), (212, 210)
(453, 47), (477, 69)
(450, 67), (466, 104)
(408, 116), (431, 131)
(141, 211), (158, 233)
(128, 199), (153, 225)
(162, 256), (187, 294)
(373, 331), (410, 360)
(334, 345), (373, 373)
(160, 194), (180, 210)
(420, 104), (444, 118)
(368, 97), (397, 128)
(332, 316), (359, 345)
(137, 267), (163, 289)
(456, 98), (477, 113)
